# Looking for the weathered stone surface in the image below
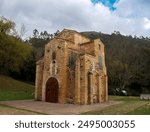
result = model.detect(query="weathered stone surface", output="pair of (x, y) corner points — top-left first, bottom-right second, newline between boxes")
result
(35, 29), (108, 105)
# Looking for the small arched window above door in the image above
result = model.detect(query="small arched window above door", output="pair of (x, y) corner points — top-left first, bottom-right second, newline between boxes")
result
(52, 52), (56, 60)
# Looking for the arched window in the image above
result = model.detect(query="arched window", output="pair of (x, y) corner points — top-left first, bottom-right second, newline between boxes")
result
(68, 52), (77, 70)
(98, 55), (102, 69)
(52, 52), (56, 60)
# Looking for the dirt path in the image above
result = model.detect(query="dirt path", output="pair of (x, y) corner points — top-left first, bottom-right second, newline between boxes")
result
(0, 105), (38, 115)
(0, 100), (120, 115)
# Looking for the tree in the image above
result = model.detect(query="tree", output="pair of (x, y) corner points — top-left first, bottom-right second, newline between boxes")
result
(33, 29), (39, 38)
(19, 24), (27, 39)
(49, 34), (53, 39)
(29, 29), (57, 60)
(40, 31), (44, 39)
(0, 16), (16, 35)
(54, 30), (60, 37)
(0, 17), (32, 74)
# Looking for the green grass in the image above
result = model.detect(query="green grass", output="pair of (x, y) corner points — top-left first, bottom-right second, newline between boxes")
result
(82, 96), (150, 115)
(127, 103), (150, 115)
(0, 75), (35, 101)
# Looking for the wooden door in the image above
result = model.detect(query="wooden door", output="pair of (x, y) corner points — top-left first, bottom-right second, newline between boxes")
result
(46, 78), (59, 103)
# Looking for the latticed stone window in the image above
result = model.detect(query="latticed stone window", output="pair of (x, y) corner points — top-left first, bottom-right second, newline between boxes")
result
(52, 52), (56, 60)
(68, 52), (77, 70)
(98, 55), (102, 69)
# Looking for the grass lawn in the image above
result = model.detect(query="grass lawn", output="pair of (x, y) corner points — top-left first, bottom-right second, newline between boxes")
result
(0, 75), (35, 101)
(82, 96), (150, 115)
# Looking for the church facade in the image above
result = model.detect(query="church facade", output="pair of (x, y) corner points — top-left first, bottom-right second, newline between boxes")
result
(35, 29), (108, 104)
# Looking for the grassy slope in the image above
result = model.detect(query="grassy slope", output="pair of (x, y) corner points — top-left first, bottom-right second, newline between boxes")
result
(0, 75), (35, 101)
(83, 96), (150, 115)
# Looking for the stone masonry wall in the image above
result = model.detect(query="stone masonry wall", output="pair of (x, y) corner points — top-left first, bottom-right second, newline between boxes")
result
(35, 29), (108, 105)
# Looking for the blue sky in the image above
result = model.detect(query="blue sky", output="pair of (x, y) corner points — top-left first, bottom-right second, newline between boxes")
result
(0, 0), (150, 37)
(91, 0), (119, 10)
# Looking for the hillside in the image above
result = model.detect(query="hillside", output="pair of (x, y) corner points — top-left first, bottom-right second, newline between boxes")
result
(0, 75), (35, 101)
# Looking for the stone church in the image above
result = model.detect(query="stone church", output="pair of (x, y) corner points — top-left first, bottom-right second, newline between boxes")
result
(35, 29), (108, 105)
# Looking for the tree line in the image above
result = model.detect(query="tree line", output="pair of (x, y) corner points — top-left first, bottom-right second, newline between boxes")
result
(82, 31), (150, 95)
(0, 16), (150, 95)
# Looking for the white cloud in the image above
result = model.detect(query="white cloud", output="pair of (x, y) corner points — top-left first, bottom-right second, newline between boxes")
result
(144, 18), (150, 30)
(115, 0), (150, 18)
(0, 0), (150, 37)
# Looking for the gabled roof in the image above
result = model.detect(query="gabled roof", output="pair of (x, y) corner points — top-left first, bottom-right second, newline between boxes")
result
(56, 28), (91, 41)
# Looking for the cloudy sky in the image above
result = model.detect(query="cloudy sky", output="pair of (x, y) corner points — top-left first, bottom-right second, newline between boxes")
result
(0, 0), (150, 37)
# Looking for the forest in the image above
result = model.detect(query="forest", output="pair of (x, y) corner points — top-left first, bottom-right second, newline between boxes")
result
(0, 17), (150, 96)
(82, 31), (150, 95)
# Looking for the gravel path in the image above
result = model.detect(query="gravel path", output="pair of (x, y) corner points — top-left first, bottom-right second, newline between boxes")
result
(0, 100), (120, 115)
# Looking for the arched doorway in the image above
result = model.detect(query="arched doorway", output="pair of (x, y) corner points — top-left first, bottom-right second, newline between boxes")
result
(45, 77), (59, 103)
